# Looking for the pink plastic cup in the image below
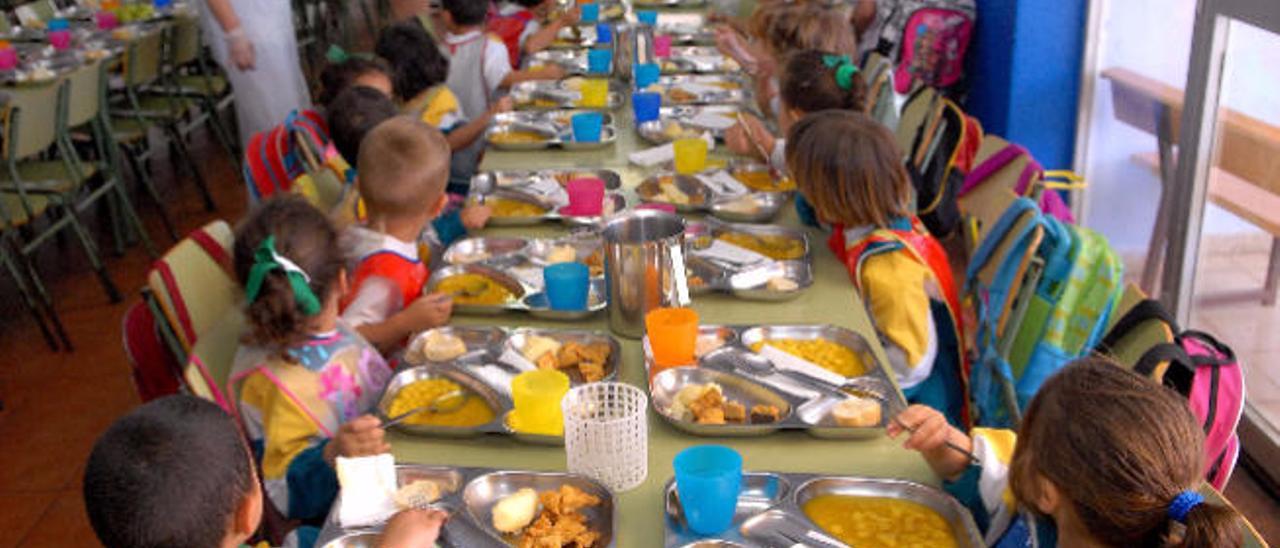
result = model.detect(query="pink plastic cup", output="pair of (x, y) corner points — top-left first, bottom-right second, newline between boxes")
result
(562, 178), (606, 216)
(96, 11), (119, 30)
(654, 35), (673, 58)
(0, 48), (17, 71)
(49, 30), (72, 50)
(637, 202), (676, 214)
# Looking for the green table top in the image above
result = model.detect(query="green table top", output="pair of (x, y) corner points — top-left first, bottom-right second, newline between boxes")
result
(389, 95), (936, 547)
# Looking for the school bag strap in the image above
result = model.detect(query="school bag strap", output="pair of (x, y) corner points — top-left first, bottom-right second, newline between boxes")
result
(964, 197), (1040, 290)
(1097, 298), (1180, 354)
(958, 143), (1044, 198)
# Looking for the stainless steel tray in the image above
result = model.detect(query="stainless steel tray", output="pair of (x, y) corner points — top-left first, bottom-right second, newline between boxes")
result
(655, 14), (717, 45)
(316, 465), (617, 548)
(662, 472), (984, 548)
(511, 77), (623, 110)
(683, 218), (813, 300)
(648, 75), (748, 106)
(634, 0), (707, 8)
(660, 47), (739, 74)
(644, 324), (904, 439)
(401, 324), (620, 388)
(638, 105), (745, 144)
(486, 111), (618, 151)
(524, 49), (589, 75)
(468, 187), (627, 227)
(426, 264), (609, 319)
(472, 168), (623, 193)
(635, 165), (791, 223)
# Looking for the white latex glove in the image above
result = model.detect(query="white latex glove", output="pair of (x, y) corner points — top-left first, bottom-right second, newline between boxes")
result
(225, 27), (255, 70)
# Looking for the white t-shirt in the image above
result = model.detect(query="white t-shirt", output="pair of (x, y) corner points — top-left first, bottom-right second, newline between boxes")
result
(496, 2), (542, 49)
(443, 30), (513, 120)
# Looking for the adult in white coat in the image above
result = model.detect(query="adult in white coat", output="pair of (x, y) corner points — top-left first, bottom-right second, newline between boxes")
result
(201, 0), (312, 144)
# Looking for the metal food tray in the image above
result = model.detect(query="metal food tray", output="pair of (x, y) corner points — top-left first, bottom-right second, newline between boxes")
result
(468, 187), (627, 227)
(650, 75), (748, 105)
(683, 219), (812, 300)
(637, 105), (744, 144)
(487, 110), (618, 151)
(662, 472), (983, 548)
(635, 165), (791, 223)
(404, 325), (620, 382)
(524, 49), (589, 75)
(655, 15), (717, 45)
(510, 78), (623, 110)
(634, 0), (707, 8)
(426, 264), (608, 320)
(316, 464), (617, 548)
(443, 231), (604, 271)
(473, 168), (623, 194)
(660, 47), (739, 74)
(645, 324), (905, 439)
(552, 24), (598, 49)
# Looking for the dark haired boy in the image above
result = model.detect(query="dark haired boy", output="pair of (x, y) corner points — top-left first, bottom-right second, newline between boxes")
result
(83, 395), (445, 548)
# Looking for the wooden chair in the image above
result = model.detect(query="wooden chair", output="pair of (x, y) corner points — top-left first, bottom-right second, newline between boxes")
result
(1101, 67), (1280, 306)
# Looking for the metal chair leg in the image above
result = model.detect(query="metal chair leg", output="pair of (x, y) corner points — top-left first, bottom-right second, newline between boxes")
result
(61, 203), (122, 303)
(166, 125), (216, 212)
(2, 249), (60, 351)
(17, 250), (73, 351)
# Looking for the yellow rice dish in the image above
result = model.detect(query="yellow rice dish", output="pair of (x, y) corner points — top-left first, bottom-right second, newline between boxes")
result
(750, 338), (864, 378)
(489, 198), (548, 218)
(732, 170), (796, 192)
(435, 273), (516, 306)
(802, 495), (956, 548)
(388, 378), (495, 428)
(491, 130), (550, 145)
(717, 232), (805, 260)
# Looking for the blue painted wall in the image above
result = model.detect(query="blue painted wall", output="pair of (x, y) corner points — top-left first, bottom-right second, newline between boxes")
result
(965, 0), (1087, 170)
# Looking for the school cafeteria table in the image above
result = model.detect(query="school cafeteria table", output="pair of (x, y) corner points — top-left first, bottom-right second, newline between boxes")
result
(385, 97), (939, 547)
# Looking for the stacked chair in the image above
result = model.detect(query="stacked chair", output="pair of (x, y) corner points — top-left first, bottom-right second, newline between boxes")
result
(871, 55), (1245, 489)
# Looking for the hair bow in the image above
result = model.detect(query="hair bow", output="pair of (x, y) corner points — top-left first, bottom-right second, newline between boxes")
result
(326, 45), (375, 64)
(821, 54), (860, 91)
(244, 235), (322, 316)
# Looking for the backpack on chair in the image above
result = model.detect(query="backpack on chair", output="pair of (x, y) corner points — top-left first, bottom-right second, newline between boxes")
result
(875, 0), (976, 98)
(898, 87), (984, 239)
(1095, 299), (1246, 490)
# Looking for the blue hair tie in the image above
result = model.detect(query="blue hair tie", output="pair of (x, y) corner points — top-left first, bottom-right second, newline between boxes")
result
(1168, 490), (1204, 523)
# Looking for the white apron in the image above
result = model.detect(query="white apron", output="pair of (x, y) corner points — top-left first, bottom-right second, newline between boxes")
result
(199, 0), (312, 143)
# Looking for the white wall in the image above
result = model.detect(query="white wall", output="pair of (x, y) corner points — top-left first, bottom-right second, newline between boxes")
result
(1082, 1), (1280, 253)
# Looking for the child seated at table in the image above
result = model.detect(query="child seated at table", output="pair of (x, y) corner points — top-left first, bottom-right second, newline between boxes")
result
(83, 395), (447, 548)
(318, 54), (395, 108)
(890, 358), (1243, 547)
(326, 86), (489, 256)
(725, 50), (867, 227)
(376, 21), (515, 194)
(737, 2), (858, 121)
(226, 196), (394, 534)
(786, 110), (967, 427)
(340, 116), (456, 351)
(492, 0), (581, 64)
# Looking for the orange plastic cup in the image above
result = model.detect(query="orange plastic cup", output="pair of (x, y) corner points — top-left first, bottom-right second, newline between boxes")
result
(647, 307), (699, 370)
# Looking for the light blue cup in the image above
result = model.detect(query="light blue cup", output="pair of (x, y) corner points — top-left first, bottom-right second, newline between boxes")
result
(571, 112), (604, 143)
(674, 445), (743, 535)
(544, 262), (590, 310)
(580, 3), (599, 23)
(596, 23), (613, 44)
(587, 48), (613, 75)
(634, 62), (660, 88)
(636, 10), (658, 25)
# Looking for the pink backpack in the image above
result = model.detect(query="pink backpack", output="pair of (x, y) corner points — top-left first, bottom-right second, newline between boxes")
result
(875, 0), (976, 96)
(958, 142), (1076, 224)
(1096, 299), (1246, 489)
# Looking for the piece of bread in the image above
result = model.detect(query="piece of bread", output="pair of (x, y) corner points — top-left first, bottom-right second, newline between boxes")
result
(724, 401), (746, 423)
(421, 330), (467, 362)
(831, 397), (882, 427)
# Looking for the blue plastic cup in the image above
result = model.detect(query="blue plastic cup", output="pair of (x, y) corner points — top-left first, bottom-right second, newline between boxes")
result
(595, 23), (613, 44)
(632, 92), (661, 123)
(633, 62), (660, 89)
(674, 445), (743, 535)
(543, 262), (590, 310)
(636, 10), (658, 26)
(579, 3), (599, 23)
(587, 48), (613, 75)
(570, 112), (604, 143)
(153, 0), (173, 8)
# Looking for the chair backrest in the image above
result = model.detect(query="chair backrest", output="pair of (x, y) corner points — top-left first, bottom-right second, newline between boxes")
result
(61, 59), (103, 129)
(169, 15), (203, 67)
(124, 28), (164, 88)
(146, 220), (240, 353)
(0, 12), (13, 35)
(2, 79), (62, 161)
(184, 308), (246, 414)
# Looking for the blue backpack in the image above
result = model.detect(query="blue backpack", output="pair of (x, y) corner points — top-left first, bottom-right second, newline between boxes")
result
(966, 198), (1123, 426)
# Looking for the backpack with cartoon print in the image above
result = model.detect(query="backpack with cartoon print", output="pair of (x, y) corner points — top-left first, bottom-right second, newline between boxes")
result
(875, 0), (976, 98)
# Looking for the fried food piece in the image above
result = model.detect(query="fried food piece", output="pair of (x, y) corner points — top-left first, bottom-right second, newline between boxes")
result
(724, 401), (746, 423)
(555, 485), (602, 515)
(535, 352), (560, 370)
(558, 341), (587, 368)
(580, 342), (611, 366)
(690, 387), (726, 425)
(750, 404), (781, 424)
(578, 361), (606, 382)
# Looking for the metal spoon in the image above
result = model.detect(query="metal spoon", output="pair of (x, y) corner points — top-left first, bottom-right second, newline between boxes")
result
(383, 390), (470, 427)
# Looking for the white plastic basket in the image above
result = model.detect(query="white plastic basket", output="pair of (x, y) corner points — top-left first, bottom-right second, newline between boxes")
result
(561, 382), (649, 492)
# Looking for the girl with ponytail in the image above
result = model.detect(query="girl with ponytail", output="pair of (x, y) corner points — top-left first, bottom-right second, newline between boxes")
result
(890, 357), (1244, 547)
(228, 196), (393, 538)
